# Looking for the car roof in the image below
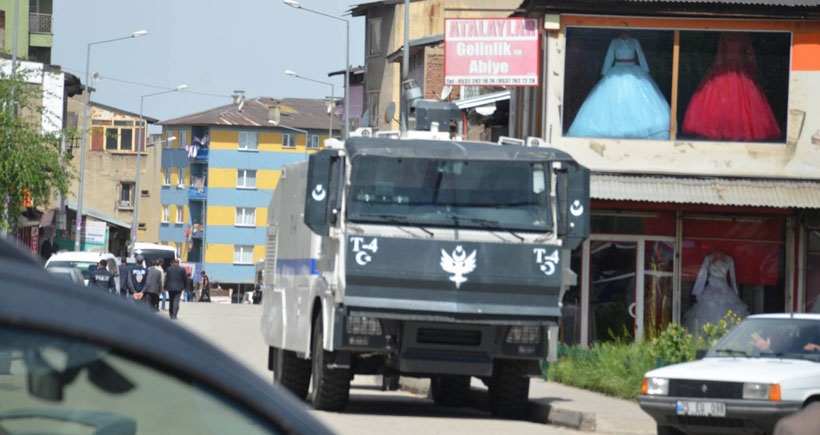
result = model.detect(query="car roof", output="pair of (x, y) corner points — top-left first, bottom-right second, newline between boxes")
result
(0, 240), (330, 434)
(748, 313), (820, 320)
(47, 251), (118, 262)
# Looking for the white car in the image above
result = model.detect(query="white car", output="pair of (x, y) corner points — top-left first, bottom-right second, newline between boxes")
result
(45, 251), (121, 293)
(639, 313), (820, 435)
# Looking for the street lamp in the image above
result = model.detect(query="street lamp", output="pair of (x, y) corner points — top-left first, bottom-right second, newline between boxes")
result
(283, 0), (349, 139)
(75, 29), (148, 251)
(284, 69), (334, 140)
(268, 120), (309, 160)
(131, 84), (187, 254)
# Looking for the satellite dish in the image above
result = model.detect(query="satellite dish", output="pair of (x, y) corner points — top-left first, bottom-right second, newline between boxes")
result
(384, 102), (396, 123)
(439, 85), (452, 101)
(91, 72), (101, 83)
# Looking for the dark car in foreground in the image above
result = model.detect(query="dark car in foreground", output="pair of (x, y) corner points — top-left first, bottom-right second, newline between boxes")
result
(639, 314), (820, 435)
(0, 239), (332, 434)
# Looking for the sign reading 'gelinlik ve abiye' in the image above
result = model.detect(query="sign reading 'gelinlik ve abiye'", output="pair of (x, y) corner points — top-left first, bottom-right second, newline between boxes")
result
(444, 18), (540, 87)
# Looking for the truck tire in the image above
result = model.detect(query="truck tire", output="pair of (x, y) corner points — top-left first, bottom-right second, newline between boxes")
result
(310, 315), (350, 411)
(488, 360), (530, 419)
(431, 376), (470, 407)
(272, 347), (311, 401)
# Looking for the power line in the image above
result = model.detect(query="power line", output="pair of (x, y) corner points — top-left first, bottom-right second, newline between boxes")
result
(59, 66), (230, 99)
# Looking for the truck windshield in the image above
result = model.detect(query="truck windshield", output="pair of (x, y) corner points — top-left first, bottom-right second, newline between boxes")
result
(346, 156), (552, 232)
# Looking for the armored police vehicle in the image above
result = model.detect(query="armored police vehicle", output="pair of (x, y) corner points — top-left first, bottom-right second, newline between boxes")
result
(260, 116), (589, 418)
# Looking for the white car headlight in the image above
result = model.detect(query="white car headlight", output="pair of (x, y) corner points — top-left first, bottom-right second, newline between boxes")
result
(643, 377), (669, 396)
(743, 383), (779, 401)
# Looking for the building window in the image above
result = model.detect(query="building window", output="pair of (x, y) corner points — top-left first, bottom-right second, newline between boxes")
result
(239, 131), (259, 150)
(282, 134), (295, 149)
(163, 168), (171, 185)
(175, 242), (183, 257)
(367, 92), (380, 127)
(179, 130), (187, 149)
(161, 205), (170, 223)
(177, 168), (186, 187)
(367, 18), (382, 57)
(234, 245), (254, 264)
(237, 169), (257, 189)
(119, 182), (134, 208)
(561, 27), (789, 143)
(235, 207), (256, 227)
(176, 206), (185, 223)
(104, 126), (137, 151)
(165, 134), (173, 149)
(308, 135), (320, 149)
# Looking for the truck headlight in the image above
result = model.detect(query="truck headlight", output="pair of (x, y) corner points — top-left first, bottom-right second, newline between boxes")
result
(505, 326), (541, 344)
(345, 316), (382, 336)
(642, 377), (668, 396)
(743, 383), (780, 401)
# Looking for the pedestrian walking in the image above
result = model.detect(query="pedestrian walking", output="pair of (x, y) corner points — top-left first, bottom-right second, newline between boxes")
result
(131, 254), (148, 302)
(118, 257), (135, 298)
(199, 271), (211, 302)
(142, 259), (163, 312)
(164, 258), (188, 320)
(185, 271), (194, 302)
(88, 259), (116, 294)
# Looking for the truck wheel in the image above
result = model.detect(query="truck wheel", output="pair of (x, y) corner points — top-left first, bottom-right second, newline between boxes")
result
(310, 315), (350, 411)
(272, 347), (311, 401)
(431, 376), (470, 407)
(488, 360), (530, 419)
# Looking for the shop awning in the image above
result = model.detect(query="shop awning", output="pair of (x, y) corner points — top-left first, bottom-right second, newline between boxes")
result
(65, 200), (131, 229)
(591, 174), (820, 208)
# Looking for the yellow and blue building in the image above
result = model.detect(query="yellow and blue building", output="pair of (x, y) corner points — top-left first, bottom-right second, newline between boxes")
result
(159, 97), (340, 292)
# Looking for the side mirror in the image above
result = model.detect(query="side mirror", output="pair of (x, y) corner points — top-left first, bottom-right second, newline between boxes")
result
(555, 163), (590, 250)
(304, 150), (344, 236)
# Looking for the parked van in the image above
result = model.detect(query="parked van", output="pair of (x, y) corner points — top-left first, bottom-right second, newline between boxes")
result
(45, 251), (120, 293)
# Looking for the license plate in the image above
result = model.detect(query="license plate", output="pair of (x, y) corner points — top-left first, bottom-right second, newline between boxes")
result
(676, 400), (726, 417)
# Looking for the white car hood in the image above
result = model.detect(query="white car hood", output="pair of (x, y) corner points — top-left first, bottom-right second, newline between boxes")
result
(646, 357), (820, 384)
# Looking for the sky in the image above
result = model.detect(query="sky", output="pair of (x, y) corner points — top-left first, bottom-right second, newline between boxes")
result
(52, 0), (365, 133)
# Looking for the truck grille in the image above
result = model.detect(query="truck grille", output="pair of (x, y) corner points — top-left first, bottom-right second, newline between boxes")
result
(417, 328), (482, 346)
(668, 380), (743, 399)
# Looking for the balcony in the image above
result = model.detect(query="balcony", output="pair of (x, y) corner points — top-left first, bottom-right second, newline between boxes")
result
(192, 147), (209, 163)
(29, 13), (52, 34)
(189, 186), (207, 201)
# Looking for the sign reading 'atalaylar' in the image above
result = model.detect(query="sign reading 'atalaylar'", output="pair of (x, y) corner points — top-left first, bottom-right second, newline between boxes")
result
(346, 236), (562, 289)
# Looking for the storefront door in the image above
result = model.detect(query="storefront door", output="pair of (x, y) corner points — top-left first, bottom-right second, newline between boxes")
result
(583, 236), (676, 345)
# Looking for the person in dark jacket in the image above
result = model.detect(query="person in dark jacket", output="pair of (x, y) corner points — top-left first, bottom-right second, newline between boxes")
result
(88, 259), (116, 293)
(199, 271), (211, 302)
(164, 258), (188, 319)
(142, 259), (163, 311)
(118, 257), (134, 298)
(130, 254), (148, 301)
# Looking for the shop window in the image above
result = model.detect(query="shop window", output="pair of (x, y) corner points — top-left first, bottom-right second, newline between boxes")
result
(562, 27), (789, 143)
(680, 216), (785, 331)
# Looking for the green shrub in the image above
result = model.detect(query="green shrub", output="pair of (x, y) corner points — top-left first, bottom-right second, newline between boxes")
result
(648, 323), (696, 366)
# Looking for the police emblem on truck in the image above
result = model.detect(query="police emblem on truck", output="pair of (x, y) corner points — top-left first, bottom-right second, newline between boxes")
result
(440, 246), (476, 289)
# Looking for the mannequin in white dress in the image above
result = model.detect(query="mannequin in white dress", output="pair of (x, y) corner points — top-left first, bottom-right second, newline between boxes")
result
(683, 250), (749, 335)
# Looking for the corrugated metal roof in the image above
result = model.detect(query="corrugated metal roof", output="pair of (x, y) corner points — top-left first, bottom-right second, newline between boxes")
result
(454, 90), (511, 110)
(624, 0), (818, 5)
(592, 174), (820, 208)
(159, 97), (341, 131)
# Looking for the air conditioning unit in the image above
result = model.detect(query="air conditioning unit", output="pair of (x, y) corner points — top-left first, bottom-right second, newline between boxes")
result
(120, 200), (131, 207)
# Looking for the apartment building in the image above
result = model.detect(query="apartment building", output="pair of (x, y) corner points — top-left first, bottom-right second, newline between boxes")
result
(159, 96), (340, 292)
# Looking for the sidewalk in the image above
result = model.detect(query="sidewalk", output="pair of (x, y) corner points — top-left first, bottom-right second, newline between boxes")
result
(396, 377), (657, 434)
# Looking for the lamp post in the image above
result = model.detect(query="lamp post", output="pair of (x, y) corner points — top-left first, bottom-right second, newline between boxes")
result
(75, 29), (148, 252)
(284, 0), (349, 139)
(268, 120), (309, 160)
(284, 69), (334, 140)
(131, 85), (187, 254)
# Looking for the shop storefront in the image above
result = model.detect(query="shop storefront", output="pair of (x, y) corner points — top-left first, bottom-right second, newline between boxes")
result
(558, 175), (818, 348)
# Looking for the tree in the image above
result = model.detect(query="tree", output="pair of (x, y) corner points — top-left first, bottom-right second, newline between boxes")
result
(0, 68), (74, 231)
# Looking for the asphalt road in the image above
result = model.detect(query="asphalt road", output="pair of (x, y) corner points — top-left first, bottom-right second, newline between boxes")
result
(172, 302), (583, 435)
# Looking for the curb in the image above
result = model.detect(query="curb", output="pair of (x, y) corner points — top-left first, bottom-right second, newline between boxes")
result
(395, 377), (597, 432)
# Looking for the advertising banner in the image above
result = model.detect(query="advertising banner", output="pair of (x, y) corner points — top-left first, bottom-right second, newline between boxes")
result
(444, 18), (540, 87)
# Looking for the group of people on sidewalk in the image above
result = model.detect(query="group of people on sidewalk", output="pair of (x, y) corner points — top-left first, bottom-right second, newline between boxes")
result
(87, 255), (208, 320)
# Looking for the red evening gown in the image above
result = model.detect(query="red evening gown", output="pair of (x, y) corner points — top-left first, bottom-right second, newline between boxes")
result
(682, 32), (781, 141)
